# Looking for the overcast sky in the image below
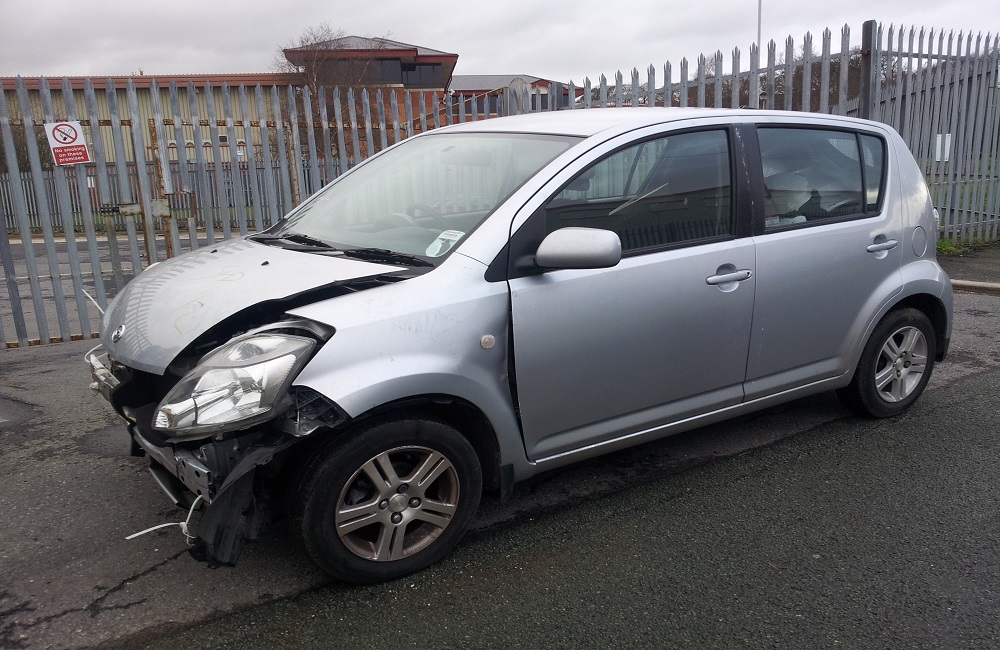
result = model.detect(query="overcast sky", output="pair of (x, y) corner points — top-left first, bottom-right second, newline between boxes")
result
(1, 0), (997, 83)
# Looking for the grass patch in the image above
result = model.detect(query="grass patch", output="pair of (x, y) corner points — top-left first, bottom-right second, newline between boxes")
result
(936, 238), (967, 255)
(937, 236), (1000, 256)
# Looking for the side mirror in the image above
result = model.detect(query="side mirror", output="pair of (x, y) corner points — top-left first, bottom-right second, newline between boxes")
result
(535, 227), (622, 270)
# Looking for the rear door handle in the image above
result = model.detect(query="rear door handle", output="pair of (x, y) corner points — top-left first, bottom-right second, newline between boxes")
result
(706, 269), (753, 285)
(866, 239), (898, 253)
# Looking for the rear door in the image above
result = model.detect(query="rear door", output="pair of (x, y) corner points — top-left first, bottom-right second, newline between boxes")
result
(744, 124), (902, 399)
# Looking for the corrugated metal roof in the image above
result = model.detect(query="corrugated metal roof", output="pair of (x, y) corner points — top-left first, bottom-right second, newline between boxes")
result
(0, 73), (302, 91)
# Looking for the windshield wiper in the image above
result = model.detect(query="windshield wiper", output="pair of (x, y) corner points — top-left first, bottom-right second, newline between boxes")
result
(250, 235), (432, 267)
(249, 232), (336, 250)
(340, 248), (433, 267)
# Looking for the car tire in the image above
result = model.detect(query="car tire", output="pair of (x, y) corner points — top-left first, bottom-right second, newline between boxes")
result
(838, 307), (936, 418)
(292, 417), (482, 583)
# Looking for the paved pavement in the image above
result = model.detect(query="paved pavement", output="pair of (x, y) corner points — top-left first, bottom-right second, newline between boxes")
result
(938, 241), (1000, 294)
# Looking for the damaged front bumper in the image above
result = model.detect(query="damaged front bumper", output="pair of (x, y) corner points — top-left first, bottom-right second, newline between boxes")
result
(87, 345), (119, 401)
(89, 346), (226, 504)
(130, 424), (300, 565)
(86, 345), (340, 565)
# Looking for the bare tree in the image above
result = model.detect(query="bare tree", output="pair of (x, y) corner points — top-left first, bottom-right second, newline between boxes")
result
(273, 22), (341, 82)
(273, 23), (405, 162)
(274, 22), (391, 94)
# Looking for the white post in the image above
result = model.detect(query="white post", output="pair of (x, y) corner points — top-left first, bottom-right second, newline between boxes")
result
(757, 0), (762, 53)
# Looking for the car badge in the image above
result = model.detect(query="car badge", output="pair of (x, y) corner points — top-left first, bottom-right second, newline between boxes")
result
(111, 325), (125, 343)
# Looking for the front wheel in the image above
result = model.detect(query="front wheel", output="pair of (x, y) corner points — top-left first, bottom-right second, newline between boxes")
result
(292, 417), (482, 583)
(838, 308), (936, 418)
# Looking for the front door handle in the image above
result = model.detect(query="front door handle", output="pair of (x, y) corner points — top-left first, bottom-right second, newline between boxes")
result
(706, 269), (753, 285)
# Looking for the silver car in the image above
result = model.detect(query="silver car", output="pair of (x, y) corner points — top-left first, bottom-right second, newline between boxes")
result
(87, 108), (952, 583)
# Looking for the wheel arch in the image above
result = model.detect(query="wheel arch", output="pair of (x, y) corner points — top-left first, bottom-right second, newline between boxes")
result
(282, 394), (505, 497)
(363, 395), (504, 494)
(886, 292), (950, 361)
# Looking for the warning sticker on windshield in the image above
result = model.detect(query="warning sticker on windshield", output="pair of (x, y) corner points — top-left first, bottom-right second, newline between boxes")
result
(426, 230), (465, 257)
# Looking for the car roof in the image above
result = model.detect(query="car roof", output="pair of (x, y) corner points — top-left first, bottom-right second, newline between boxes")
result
(436, 107), (883, 138)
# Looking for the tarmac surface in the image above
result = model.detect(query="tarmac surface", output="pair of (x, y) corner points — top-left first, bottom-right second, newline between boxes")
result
(134, 368), (1000, 650)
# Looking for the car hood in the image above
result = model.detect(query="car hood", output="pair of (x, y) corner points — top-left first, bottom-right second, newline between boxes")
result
(101, 238), (400, 374)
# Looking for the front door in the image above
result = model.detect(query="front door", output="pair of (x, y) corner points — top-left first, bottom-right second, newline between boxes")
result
(508, 128), (756, 461)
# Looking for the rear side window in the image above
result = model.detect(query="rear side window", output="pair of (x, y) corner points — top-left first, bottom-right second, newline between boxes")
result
(758, 128), (886, 230)
(543, 129), (732, 253)
(860, 134), (886, 211)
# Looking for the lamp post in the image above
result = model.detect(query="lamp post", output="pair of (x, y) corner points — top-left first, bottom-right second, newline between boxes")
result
(757, 0), (762, 54)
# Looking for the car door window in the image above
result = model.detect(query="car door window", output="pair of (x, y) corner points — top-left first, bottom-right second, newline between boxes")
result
(543, 129), (732, 252)
(758, 128), (887, 230)
(860, 134), (887, 211)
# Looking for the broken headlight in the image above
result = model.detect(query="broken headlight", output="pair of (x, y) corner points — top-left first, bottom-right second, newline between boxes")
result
(154, 333), (316, 438)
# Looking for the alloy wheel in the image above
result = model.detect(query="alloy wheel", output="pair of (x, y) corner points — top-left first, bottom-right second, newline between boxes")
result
(335, 446), (460, 561)
(874, 325), (928, 403)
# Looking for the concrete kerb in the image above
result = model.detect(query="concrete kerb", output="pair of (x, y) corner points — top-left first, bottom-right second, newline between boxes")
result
(950, 280), (1000, 296)
(937, 241), (1000, 294)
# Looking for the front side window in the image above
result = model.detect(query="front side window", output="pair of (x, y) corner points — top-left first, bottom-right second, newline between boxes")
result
(268, 132), (579, 262)
(759, 127), (886, 230)
(543, 129), (733, 252)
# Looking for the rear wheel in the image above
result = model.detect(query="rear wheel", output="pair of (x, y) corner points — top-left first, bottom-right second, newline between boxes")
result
(838, 308), (936, 418)
(293, 417), (482, 583)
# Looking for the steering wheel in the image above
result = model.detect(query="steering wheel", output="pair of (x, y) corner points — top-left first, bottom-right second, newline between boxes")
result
(381, 212), (418, 228)
(824, 199), (863, 216)
(378, 203), (448, 230)
(405, 203), (449, 229)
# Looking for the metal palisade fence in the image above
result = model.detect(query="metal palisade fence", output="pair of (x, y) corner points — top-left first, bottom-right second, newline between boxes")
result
(1, 19), (998, 348)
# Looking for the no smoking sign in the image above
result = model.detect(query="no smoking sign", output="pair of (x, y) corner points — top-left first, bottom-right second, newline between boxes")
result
(44, 120), (92, 166)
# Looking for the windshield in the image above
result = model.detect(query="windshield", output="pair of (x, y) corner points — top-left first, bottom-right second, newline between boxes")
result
(265, 132), (580, 263)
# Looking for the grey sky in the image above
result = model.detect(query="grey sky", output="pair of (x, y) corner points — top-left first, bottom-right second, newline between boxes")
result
(1, 0), (997, 83)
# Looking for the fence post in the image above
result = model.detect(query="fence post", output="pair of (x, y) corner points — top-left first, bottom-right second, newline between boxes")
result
(859, 19), (877, 120)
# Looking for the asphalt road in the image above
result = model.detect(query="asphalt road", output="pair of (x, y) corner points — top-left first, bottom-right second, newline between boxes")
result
(137, 368), (1000, 650)
(0, 291), (997, 649)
